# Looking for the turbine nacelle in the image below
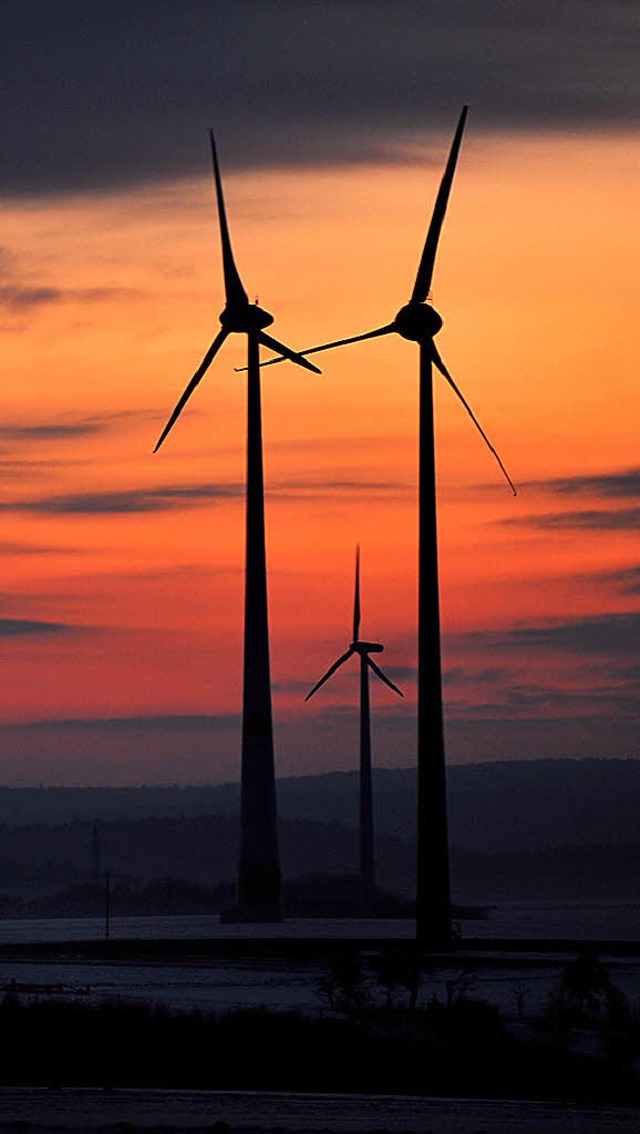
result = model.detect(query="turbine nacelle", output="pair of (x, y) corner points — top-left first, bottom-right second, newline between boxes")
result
(220, 302), (274, 334)
(352, 640), (384, 654)
(394, 301), (443, 344)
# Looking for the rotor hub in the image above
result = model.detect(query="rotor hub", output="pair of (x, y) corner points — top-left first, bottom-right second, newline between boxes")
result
(394, 302), (443, 343)
(220, 302), (274, 333)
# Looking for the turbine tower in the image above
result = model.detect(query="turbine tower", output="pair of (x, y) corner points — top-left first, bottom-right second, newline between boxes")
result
(255, 107), (515, 945)
(154, 133), (321, 922)
(305, 548), (403, 913)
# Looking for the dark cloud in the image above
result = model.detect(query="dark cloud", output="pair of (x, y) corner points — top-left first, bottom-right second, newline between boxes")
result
(511, 469), (640, 530)
(452, 683), (639, 719)
(613, 568), (640, 594)
(442, 664), (514, 687)
(313, 706), (414, 731)
(531, 469), (640, 499)
(0, 540), (77, 556)
(271, 678), (315, 695)
(0, 482), (243, 515)
(504, 507), (640, 531)
(388, 665), (418, 683)
(0, 411), (147, 444)
(0, 618), (75, 637)
(0, 286), (63, 309)
(0, 284), (136, 311)
(470, 611), (639, 656)
(1, 475), (404, 515)
(589, 565), (640, 596)
(1, 1), (634, 198)
(26, 713), (239, 732)
(270, 478), (412, 500)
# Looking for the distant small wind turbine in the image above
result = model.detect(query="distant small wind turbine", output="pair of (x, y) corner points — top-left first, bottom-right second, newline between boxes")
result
(255, 107), (516, 944)
(154, 133), (320, 923)
(305, 548), (403, 912)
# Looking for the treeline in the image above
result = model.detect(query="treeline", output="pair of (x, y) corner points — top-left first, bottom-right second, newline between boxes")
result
(0, 814), (411, 898)
(0, 812), (638, 905)
(1, 758), (639, 852)
(0, 874), (414, 920)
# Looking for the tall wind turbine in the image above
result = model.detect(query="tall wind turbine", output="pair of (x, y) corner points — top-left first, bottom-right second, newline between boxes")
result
(154, 133), (321, 922)
(305, 548), (403, 912)
(255, 107), (516, 944)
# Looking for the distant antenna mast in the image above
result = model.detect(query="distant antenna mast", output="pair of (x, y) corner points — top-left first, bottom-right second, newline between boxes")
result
(91, 822), (102, 881)
(104, 872), (111, 941)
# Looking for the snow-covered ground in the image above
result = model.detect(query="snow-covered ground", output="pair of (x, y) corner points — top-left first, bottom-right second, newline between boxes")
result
(0, 1088), (637, 1134)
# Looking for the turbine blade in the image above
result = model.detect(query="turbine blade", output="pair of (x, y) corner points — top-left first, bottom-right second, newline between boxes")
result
(353, 546), (361, 643)
(367, 655), (404, 698)
(236, 324), (395, 372)
(430, 343), (517, 496)
(153, 329), (228, 452)
(258, 332), (322, 374)
(411, 106), (468, 304)
(208, 131), (248, 308)
(305, 648), (355, 701)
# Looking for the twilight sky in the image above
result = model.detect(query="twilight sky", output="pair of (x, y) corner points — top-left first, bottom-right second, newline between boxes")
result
(0, 1), (637, 784)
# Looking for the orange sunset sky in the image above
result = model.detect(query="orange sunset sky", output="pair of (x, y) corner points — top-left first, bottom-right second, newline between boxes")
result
(0, 2), (637, 784)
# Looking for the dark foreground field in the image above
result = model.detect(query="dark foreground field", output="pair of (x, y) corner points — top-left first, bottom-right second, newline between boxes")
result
(0, 948), (638, 1106)
(0, 998), (634, 1101)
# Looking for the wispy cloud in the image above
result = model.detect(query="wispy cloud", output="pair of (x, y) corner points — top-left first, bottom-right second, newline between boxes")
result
(584, 565), (640, 596)
(0, 477), (410, 515)
(509, 468), (640, 531)
(270, 478), (412, 501)
(0, 284), (137, 311)
(0, 618), (77, 637)
(311, 705), (414, 730)
(0, 411), (149, 445)
(0, 540), (77, 556)
(503, 507), (640, 531)
(0, 285), (63, 310)
(23, 713), (239, 732)
(610, 567), (640, 595)
(271, 678), (314, 695)
(533, 469), (640, 499)
(469, 611), (639, 656)
(447, 681), (640, 726)
(0, 482), (243, 516)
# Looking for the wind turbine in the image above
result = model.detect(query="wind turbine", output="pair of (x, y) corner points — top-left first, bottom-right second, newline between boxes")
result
(255, 107), (516, 944)
(154, 133), (321, 922)
(305, 548), (403, 912)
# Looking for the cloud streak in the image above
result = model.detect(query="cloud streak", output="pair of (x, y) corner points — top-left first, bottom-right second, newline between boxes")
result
(0, 284), (137, 311)
(270, 478), (413, 501)
(505, 507), (640, 531)
(532, 469), (640, 499)
(469, 612), (639, 656)
(0, 540), (77, 556)
(510, 469), (640, 531)
(23, 713), (240, 732)
(0, 483), (244, 516)
(0, 411), (149, 445)
(0, 476), (413, 515)
(606, 566), (640, 595)
(0, 618), (76, 637)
